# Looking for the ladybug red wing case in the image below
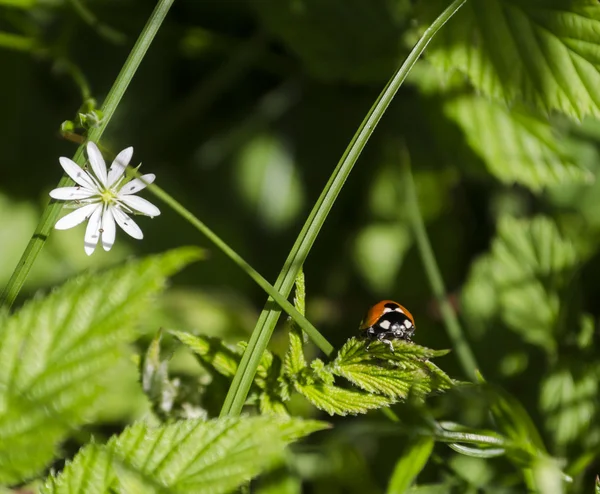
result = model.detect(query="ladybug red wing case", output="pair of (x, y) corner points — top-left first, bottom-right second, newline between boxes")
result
(359, 300), (416, 352)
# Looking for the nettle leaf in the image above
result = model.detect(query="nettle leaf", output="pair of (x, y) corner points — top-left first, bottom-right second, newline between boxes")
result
(0, 248), (201, 485)
(173, 331), (289, 414)
(289, 340), (452, 415)
(445, 96), (591, 191)
(282, 275), (451, 416)
(171, 330), (241, 378)
(295, 382), (392, 416)
(423, 0), (600, 119)
(259, 391), (290, 417)
(330, 339), (453, 400)
(42, 416), (328, 494)
(540, 363), (599, 446)
(462, 216), (578, 354)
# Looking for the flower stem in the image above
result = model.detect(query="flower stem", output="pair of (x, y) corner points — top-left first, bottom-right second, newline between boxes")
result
(219, 0), (469, 417)
(402, 160), (479, 381)
(0, 0), (175, 309)
(148, 183), (335, 356)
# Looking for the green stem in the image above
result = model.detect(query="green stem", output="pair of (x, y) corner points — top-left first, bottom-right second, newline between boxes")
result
(148, 184), (334, 356)
(0, 0), (175, 309)
(220, 0), (468, 417)
(402, 161), (479, 380)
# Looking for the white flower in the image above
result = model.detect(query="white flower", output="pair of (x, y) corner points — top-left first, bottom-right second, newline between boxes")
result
(50, 141), (160, 255)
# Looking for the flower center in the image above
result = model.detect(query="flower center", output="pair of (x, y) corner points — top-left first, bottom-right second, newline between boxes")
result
(100, 189), (117, 204)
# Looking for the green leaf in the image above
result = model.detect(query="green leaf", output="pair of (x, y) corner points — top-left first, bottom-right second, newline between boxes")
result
(0, 248), (201, 485)
(295, 382), (392, 416)
(596, 475), (600, 494)
(42, 416), (328, 494)
(259, 391), (290, 417)
(173, 330), (288, 414)
(424, 0), (600, 119)
(444, 96), (591, 191)
(539, 363), (599, 446)
(330, 338), (454, 400)
(172, 330), (241, 378)
(462, 216), (578, 354)
(387, 437), (434, 494)
(479, 380), (547, 458)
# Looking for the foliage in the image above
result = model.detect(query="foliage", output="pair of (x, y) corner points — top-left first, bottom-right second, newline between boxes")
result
(2, 0), (600, 491)
(0, 248), (201, 485)
(172, 272), (454, 417)
(41, 416), (327, 494)
(424, 0), (600, 119)
(462, 216), (580, 355)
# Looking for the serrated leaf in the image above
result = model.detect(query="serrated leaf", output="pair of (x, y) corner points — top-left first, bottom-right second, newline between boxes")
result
(42, 416), (328, 494)
(445, 96), (591, 190)
(387, 437), (434, 494)
(424, 0), (600, 118)
(540, 363), (599, 446)
(331, 339), (453, 400)
(259, 392), (289, 417)
(0, 248), (201, 485)
(295, 382), (392, 416)
(462, 216), (578, 353)
(171, 330), (241, 378)
(42, 444), (114, 494)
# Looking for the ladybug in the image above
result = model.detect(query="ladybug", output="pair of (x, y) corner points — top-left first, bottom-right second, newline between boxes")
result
(359, 300), (415, 352)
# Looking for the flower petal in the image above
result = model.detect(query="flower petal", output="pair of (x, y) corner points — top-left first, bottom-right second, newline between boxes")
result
(87, 142), (108, 186)
(101, 207), (116, 251)
(84, 206), (103, 255)
(55, 203), (100, 230)
(49, 186), (96, 201)
(107, 147), (133, 187)
(113, 207), (143, 239)
(119, 174), (156, 195)
(119, 195), (160, 217)
(59, 157), (97, 189)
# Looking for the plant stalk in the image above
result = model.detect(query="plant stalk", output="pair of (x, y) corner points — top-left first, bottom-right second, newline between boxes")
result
(0, 0), (175, 309)
(402, 161), (479, 380)
(220, 0), (468, 417)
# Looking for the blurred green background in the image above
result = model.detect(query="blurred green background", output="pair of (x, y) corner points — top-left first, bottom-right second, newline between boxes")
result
(2, 0), (600, 492)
